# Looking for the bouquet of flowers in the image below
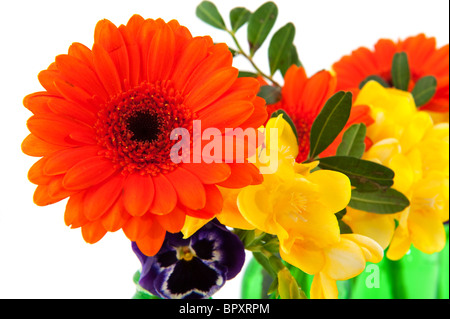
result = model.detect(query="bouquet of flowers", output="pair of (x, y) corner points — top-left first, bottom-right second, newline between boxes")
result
(21, 1), (448, 299)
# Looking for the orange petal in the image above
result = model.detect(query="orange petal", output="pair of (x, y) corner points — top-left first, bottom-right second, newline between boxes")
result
(165, 167), (206, 210)
(64, 191), (89, 228)
(81, 220), (108, 244)
(100, 199), (130, 232)
(94, 19), (130, 90)
(149, 174), (177, 215)
(118, 24), (141, 87)
(123, 174), (155, 217)
(47, 98), (97, 126)
(185, 184), (223, 219)
(122, 213), (153, 241)
(27, 114), (91, 147)
(156, 206), (186, 233)
(171, 37), (209, 89)
(23, 92), (54, 114)
(22, 134), (65, 157)
(63, 156), (117, 190)
(147, 23), (175, 82)
(218, 163), (263, 188)
(55, 54), (109, 100)
(185, 67), (239, 112)
(198, 100), (254, 132)
(28, 157), (52, 185)
(47, 175), (74, 201)
(33, 185), (61, 206)
(134, 220), (166, 256)
(92, 43), (122, 97)
(182, 163), (231, 184)
(83, 174), (125, 221)
(44, 145), (100, 176)
(182, 43), (233, 99)
(68, 42), (94, 69)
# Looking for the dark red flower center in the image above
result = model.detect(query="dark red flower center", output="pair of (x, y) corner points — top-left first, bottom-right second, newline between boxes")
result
(95, 81), (195, 176)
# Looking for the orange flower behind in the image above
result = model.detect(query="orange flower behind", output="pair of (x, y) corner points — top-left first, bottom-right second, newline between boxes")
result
(333, 34), (449, 113)
(22, 15), (267, 256)
(267, 65), (374, 163)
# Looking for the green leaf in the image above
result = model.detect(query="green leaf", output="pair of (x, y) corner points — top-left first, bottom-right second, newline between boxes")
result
(391, 52), (410, 91)
(247, 2), (278, 56)
(359, 75), (389, 89)
(412, 75), (437, 107)
(338, 219), (353, 234)
(318, 156), (395, 191)
(196, 1), (227, 30)
(270, 109), (298, 139)
(279, 45), (302, 77)
(258, 85), (282, 105)
(228, 47), (239, 57)
(230, 7), (251, 32)
(268, 23), (296, 76)
(238, 71), (259, 78)
(309, 91), (353, 159)
(253, 252), (277, 278)
(336, 123), (367, 158)
(335, 208), (347, 220)
(349, 188), (410, 214)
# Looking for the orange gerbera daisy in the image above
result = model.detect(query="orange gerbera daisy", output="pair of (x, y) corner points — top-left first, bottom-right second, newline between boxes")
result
(267, 65), (374, 163)
(22, 15), (267, 256)
(333, 34), (449, 113)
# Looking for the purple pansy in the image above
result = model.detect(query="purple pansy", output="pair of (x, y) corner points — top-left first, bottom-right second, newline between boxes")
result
(132, 220), (245, 299)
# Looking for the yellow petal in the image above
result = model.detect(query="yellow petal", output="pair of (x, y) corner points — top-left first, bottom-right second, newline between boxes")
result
(280, 240), (326, 275)
(357, 81), (416, 143)
(322, 237), (366, 280)
(342, 234), (384, 263)
(266, 114), (298, 160)
(386, 216), (412, 260)
(409, 208), (446, 254)
(363, 138), (401, 166)
(388, 153), (414, 194)
(237, 184), (281, 235)
(344, 207), (395, 249)
(399, 111), (433, 153)
(310, 273), (338, 299)
(218, 187), (255, 230)
(181, 215), (212, 239)
(307, 169), (351, 212)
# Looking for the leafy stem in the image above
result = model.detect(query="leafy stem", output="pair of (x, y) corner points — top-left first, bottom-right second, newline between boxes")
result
(226, 28), (281, 87)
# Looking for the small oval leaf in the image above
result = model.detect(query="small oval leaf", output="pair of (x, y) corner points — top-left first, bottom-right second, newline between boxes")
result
(258, 85), (282, 105)
(359, 75), (390, 89)
(318, 156), (395, 191)
(230, 7), (251, 32)
(336, 123), (367, 158)
(268, 23), (296, 76)
(279, 45), (302, 77)
(196, 1), (227, 30)
(412, 75), (438, 107)
(247, 2), (278, 56)
(391, 52), (410, 91)
(349, 188), (410, 214)
(309, 91), (353, 159)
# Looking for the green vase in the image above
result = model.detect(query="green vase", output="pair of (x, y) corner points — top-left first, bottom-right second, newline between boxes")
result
(241, 224), (449, 299)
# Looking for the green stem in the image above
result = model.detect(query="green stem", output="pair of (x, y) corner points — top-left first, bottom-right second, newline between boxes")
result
(227, 29), (281, 87)
(385, 257), (408, 299)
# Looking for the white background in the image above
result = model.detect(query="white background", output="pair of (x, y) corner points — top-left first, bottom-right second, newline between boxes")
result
(0, 0), (448, 299)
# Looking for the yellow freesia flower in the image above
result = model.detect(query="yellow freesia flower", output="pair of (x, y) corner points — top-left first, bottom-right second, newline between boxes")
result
(237, 115), (350, 253)
(344, 81), (449, 260)
(233, 115), (382, 298)
(293, 234), (383, 299)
